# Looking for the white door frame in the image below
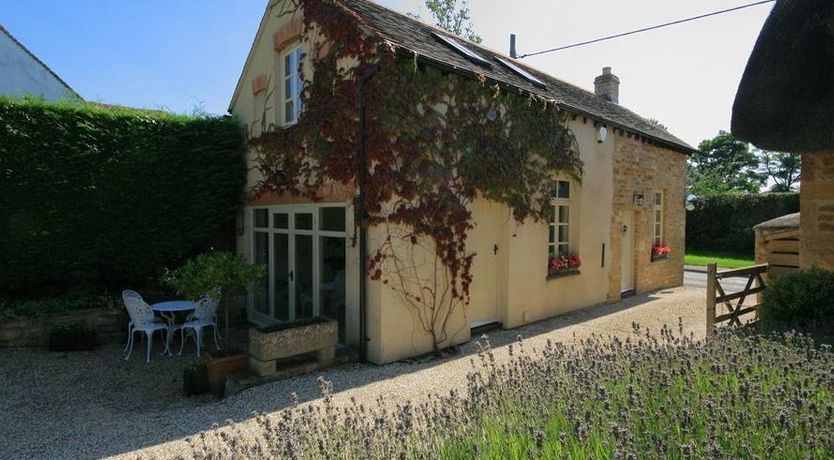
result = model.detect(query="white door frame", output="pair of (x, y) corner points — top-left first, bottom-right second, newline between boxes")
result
(248, 204), (346, 326)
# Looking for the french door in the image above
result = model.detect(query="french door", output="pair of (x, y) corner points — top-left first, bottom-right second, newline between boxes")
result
(250, 205), (347, 341)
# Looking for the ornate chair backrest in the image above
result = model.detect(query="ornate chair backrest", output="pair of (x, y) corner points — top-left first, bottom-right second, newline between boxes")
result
(122, 290), (155, 327)
(192, 289), (221, 322)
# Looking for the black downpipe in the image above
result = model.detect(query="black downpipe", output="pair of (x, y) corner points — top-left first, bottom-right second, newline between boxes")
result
(358, 65), (380, 362)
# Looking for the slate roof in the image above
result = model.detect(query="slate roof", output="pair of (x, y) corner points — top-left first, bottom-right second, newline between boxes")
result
(342, 0), (694, 154)
(732, 0), (834, 153)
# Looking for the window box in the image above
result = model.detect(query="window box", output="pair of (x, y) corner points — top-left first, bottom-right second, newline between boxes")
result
(548, 254), (581, 278)
(548, 267), (581, 280)
(651, 244), (671, 261)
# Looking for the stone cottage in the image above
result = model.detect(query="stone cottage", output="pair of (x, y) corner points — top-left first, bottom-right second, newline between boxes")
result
(732, 0), (834, 271)
(229, 0), (693, 363)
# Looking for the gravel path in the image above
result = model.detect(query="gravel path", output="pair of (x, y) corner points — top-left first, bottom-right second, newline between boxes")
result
(0, 286), (705, 459)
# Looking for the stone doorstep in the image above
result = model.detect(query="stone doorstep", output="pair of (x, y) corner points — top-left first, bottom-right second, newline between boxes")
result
(226, 347), (359, 398)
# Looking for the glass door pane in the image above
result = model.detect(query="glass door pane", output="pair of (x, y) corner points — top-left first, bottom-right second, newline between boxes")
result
(273, 233), (290, 321)
(294, 233), (314, 319)
(320, 236), (346, 343)
(253, 232), (270, 315)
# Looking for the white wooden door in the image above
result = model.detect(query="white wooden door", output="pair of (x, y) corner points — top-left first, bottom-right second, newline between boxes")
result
(468, 201), (502, 327)
(620, 211), (634, 293)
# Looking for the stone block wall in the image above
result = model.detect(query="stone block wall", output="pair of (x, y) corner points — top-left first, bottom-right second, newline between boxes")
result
(0, 308), (127, 348)
(607, 136), (686, 300)
(800, 151), (834, 270)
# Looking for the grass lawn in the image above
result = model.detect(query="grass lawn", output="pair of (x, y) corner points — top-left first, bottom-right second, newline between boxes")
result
(684, 251), (755, 269)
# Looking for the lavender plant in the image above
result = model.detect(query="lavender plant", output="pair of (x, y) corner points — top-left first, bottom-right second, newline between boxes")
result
(178, 325), (834, 459)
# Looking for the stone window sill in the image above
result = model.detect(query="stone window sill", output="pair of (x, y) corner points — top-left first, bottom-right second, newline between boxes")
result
(547, 268), (581, 280)
(651, 254), (669, 262)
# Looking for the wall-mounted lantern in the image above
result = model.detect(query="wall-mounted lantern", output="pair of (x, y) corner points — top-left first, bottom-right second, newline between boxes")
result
(596, 125), (608, 143)
(633, 192), (645, 207)
(685, 194), (697, 212)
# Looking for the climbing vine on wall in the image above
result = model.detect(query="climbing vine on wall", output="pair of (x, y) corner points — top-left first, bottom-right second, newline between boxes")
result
(252, 0), (581, 350)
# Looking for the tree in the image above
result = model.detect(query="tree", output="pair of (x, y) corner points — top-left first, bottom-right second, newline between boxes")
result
(688, 131), (764, 195)
(166, 252), (265, 351)
(758, 150), (801, 192)
(417, 0), (482, 43)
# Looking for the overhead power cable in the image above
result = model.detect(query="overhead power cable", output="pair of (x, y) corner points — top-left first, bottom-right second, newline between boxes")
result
(517, 0), (775, 59)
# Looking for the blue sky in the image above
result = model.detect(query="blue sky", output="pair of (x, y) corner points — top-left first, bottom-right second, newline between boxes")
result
(1, 1), (268, 114)
(0, 0), (414, 115)
(0, 0), (772, 146)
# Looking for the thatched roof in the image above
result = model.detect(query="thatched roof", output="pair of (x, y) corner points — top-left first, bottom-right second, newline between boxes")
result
(753, 212), (800, 230)
(731, 0), (834, 153)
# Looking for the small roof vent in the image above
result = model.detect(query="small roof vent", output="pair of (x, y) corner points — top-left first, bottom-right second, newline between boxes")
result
(495, 57), (546, 88)
(431, 32), (491, 67)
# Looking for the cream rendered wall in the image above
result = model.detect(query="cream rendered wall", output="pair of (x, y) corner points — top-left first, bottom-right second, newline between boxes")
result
(365, 222), (472, 364)
(501, 118), (614, 328)
(366, 118), (615, 362)
(230, 0), (307, 201)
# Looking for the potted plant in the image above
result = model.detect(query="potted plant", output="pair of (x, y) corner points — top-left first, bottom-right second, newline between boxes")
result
(183, 360), (210, 396)
(49, 323), (97, 351)
(166, 251), (265, 398)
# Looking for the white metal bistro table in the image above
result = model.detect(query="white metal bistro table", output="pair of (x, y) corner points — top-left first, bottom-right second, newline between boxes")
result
(151, 300), (196, 355)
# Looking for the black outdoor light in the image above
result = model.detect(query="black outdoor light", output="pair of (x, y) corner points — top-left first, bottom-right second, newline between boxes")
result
(633, 193), (645, 207)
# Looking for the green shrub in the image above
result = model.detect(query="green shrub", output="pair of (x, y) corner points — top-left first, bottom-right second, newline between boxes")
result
(686, 193), (799, 254)
(0, 97), (246, 294)
(761, 267), (834, 325)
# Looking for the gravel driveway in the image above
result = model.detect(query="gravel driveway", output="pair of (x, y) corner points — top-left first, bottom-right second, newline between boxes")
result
(0, 286), (705, 459)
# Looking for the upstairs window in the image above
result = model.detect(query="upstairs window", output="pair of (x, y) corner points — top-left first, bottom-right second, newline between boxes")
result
(281, 45), (303, 125)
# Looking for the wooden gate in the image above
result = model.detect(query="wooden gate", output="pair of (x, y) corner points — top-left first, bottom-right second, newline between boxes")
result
(706, 263), (768, 333)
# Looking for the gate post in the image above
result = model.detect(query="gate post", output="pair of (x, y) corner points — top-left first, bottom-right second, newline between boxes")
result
(706, 263), (717, 335)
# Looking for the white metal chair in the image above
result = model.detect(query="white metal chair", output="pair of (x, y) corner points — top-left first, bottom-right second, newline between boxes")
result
(122, 290), (167, 363)
(178, 290), (221, 357)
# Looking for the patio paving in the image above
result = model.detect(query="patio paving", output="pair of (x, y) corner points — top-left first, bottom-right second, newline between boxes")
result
(0, 286), (705, 459)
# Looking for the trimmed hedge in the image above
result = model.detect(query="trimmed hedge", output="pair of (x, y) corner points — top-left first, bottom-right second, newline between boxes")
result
(0, 97), (246, 294)
(686, 193), (799, 254)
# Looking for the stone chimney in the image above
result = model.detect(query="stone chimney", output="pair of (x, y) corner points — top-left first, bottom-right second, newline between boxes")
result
(594, 67), (620, 104)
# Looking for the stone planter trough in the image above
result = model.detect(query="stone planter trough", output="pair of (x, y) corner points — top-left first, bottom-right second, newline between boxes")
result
(248, 317), (338, 376)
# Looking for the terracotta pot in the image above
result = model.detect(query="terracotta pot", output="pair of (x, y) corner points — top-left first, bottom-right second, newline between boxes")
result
(206, 350), (248, 399)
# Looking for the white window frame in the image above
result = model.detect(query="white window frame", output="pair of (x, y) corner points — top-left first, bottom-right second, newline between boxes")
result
(280, 44), (303, 126)
(248, 204), (347, 326)
(548, 180), (572, 259)
(653, 191), (664, 246)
